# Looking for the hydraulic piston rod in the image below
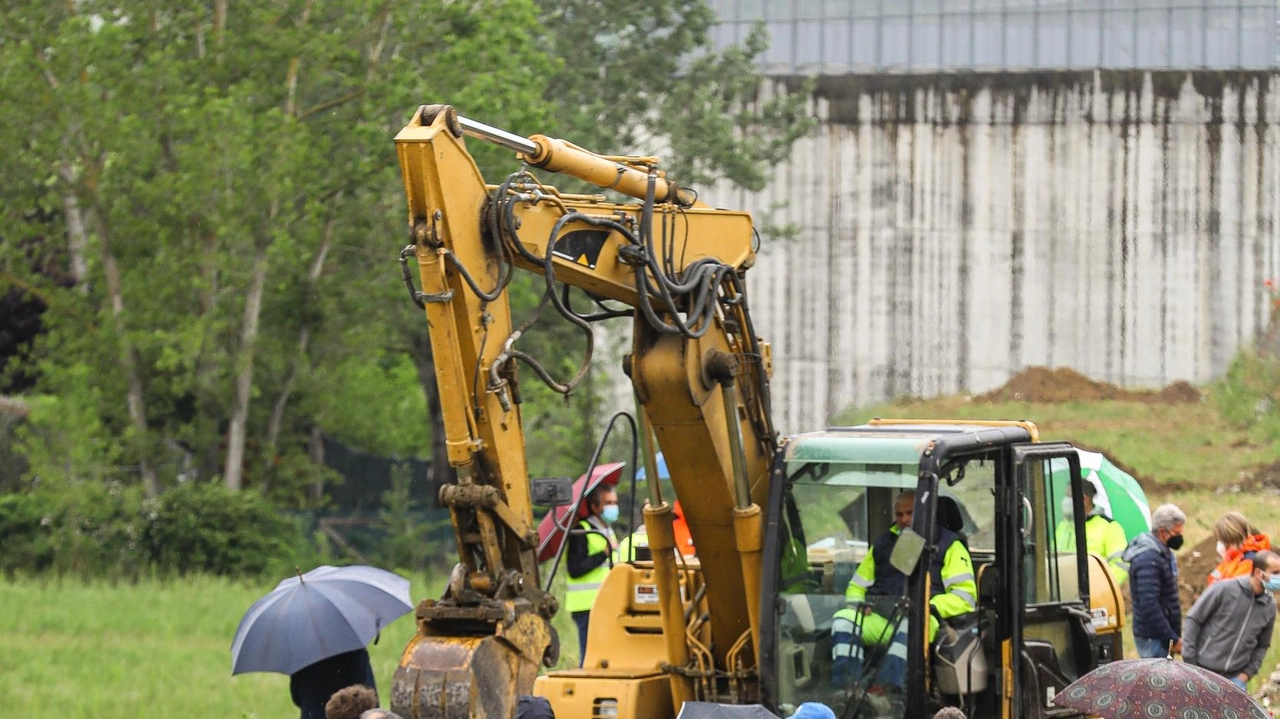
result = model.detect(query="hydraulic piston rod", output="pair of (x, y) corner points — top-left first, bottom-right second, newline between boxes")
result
(458, 116), (539, 156)
(454, 112), (697, 207)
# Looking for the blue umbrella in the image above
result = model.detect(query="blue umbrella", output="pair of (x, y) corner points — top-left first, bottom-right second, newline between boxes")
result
(635, 452), (670, 481)
(230, 565), (413, 675)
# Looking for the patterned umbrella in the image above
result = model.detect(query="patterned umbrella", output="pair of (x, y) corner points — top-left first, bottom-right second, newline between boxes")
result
(1052, 658), (1268, 719)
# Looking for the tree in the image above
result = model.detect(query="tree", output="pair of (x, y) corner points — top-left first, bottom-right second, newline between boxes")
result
(0, 0), (557, 498)
(0, 0), (812, 504)
(537, 0), (813, 191)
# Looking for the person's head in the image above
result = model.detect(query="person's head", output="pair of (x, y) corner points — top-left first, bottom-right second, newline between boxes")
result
(932, 707), (968, 719)
(1150, 504), (1187, 550)
(1079, 478), (1098, 512)
(587, 485), (619, 524)
(359, 711), (403, 719)
(1213, 512), (1253, 553)
(1062, 479), (1098, 518)
(326, 685), (379, 719)
(792, 702), (837, 719)
(893, 491), (916, 531)
(1249, 550), (1280, 594)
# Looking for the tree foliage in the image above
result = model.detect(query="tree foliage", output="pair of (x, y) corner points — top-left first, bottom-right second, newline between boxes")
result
(0, 0), (810, 507)
(537, 0), (813, 190)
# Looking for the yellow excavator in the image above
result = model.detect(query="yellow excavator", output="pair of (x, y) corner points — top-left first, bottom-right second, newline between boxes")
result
(388, 105), (1126, 719)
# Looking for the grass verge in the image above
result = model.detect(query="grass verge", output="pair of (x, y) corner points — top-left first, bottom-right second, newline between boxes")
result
(0, 574), (432, 719)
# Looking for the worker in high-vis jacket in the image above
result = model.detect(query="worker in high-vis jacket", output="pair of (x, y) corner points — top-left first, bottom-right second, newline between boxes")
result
(566, 484), (619, 665)
(1054, 477), (1130, 584)
(831, 491), (976, 697)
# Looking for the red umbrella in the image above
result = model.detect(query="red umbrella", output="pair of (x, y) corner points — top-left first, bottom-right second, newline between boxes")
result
(535, 462), (625, 563)
(1052, 657), (1268, 719)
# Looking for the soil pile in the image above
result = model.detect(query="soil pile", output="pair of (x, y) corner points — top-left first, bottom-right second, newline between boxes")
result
(974, 367), (1202, 404)
(1242, 458), (1280, 492)
(1174, 456), (1280, 606)
(1158, 380), (1202, 403)
(1176, 535), (1218, 608)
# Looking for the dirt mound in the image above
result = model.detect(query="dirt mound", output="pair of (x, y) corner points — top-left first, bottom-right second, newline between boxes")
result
(974, 367), (1202, 404)
(1158, 380), (1202, 403)
(1177, 535), (1217, 608)
(1243, 458), (1280, 492)
(1174, 457), (1280, 606)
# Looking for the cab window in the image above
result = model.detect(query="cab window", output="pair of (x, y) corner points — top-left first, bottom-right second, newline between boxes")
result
(1027, 458), (1082, 605)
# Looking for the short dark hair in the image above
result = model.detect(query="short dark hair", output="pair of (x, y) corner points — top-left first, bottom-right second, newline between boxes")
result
(1080, 480), (1098, 498)
(1251, 550), (1280, 573)
(326, 685), (379, 719)
(586, 484), (615, 510)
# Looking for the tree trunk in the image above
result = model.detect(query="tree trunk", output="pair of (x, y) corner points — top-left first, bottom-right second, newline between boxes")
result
(223, 246), (268, 490)
(58, 159), (89, 294)
(92, 209), (160, 498)
(410, 328), (452, 502)
(306, 424), (324, 503)
(264, 197), (339, 473)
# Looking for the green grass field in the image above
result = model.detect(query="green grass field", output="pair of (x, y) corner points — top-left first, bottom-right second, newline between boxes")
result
(838, 395), (1280, 546)
(6, 391), (1279, 715)
(0, 575), (432, 718)
(0, 569), (585, 719)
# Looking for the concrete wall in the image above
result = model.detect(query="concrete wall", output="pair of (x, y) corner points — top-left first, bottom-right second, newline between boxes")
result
(704, 71), (1280, 434)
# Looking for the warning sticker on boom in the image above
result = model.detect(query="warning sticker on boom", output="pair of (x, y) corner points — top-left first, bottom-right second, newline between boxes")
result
(551, 229), (609, 270)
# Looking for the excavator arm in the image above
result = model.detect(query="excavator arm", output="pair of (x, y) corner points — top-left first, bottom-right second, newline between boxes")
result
(390, 105), (777, 719)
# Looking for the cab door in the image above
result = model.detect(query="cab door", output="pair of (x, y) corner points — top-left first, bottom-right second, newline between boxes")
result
(1008, 444), (1099, 719)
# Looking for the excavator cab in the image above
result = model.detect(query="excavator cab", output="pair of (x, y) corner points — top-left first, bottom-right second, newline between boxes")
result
(760, 421), (1124, 719)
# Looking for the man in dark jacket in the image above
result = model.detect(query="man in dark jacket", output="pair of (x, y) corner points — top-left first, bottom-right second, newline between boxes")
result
(1183, 550), (1280, 690)
(290, 648), (377, 719)
(1121, 503), (1186, 658)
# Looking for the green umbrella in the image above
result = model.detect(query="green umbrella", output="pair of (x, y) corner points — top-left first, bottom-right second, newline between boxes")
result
(1051, 450), (1151, 542)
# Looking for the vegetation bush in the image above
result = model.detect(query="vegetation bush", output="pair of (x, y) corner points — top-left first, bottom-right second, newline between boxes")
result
(0, 482), (145, 577)
(0, 490), (58, 575)
(142, 482), (305, 577)
(1214, 350), (1280, 445)
(0, 481), (311, 579)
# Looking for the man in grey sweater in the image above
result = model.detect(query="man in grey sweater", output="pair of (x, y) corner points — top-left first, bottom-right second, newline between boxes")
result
(1182, 550), (1280, 690)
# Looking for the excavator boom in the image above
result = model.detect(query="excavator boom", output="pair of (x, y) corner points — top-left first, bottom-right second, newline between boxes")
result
(391, 104), (777, 719)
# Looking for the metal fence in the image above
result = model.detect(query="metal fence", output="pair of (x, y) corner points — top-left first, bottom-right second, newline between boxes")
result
(707, 0), (1278, 72)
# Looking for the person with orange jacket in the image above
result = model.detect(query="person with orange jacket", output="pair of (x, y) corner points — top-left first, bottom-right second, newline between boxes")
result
(1209, 511), (1272, 586)
(612, 500), (696, 563)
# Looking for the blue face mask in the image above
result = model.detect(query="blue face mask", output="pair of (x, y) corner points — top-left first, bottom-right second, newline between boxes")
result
(1263, 573), (1280, 592)
(601, 504), (620, 524)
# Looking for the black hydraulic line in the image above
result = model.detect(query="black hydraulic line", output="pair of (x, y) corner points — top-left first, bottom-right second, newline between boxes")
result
(542, 411), (639, 593)
(507, 349), (577, 395)
(440, 231), (513, 303)
(561, 283), (633, 322)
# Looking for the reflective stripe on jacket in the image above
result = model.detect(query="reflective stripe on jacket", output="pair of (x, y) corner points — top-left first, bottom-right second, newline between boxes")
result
(566, 519), (615, 613)
(845, 525), (976, 619)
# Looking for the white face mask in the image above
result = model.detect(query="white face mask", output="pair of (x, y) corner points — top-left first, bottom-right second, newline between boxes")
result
(1061, 497), (1074, 518)
(1217, 541), (1228, 559)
